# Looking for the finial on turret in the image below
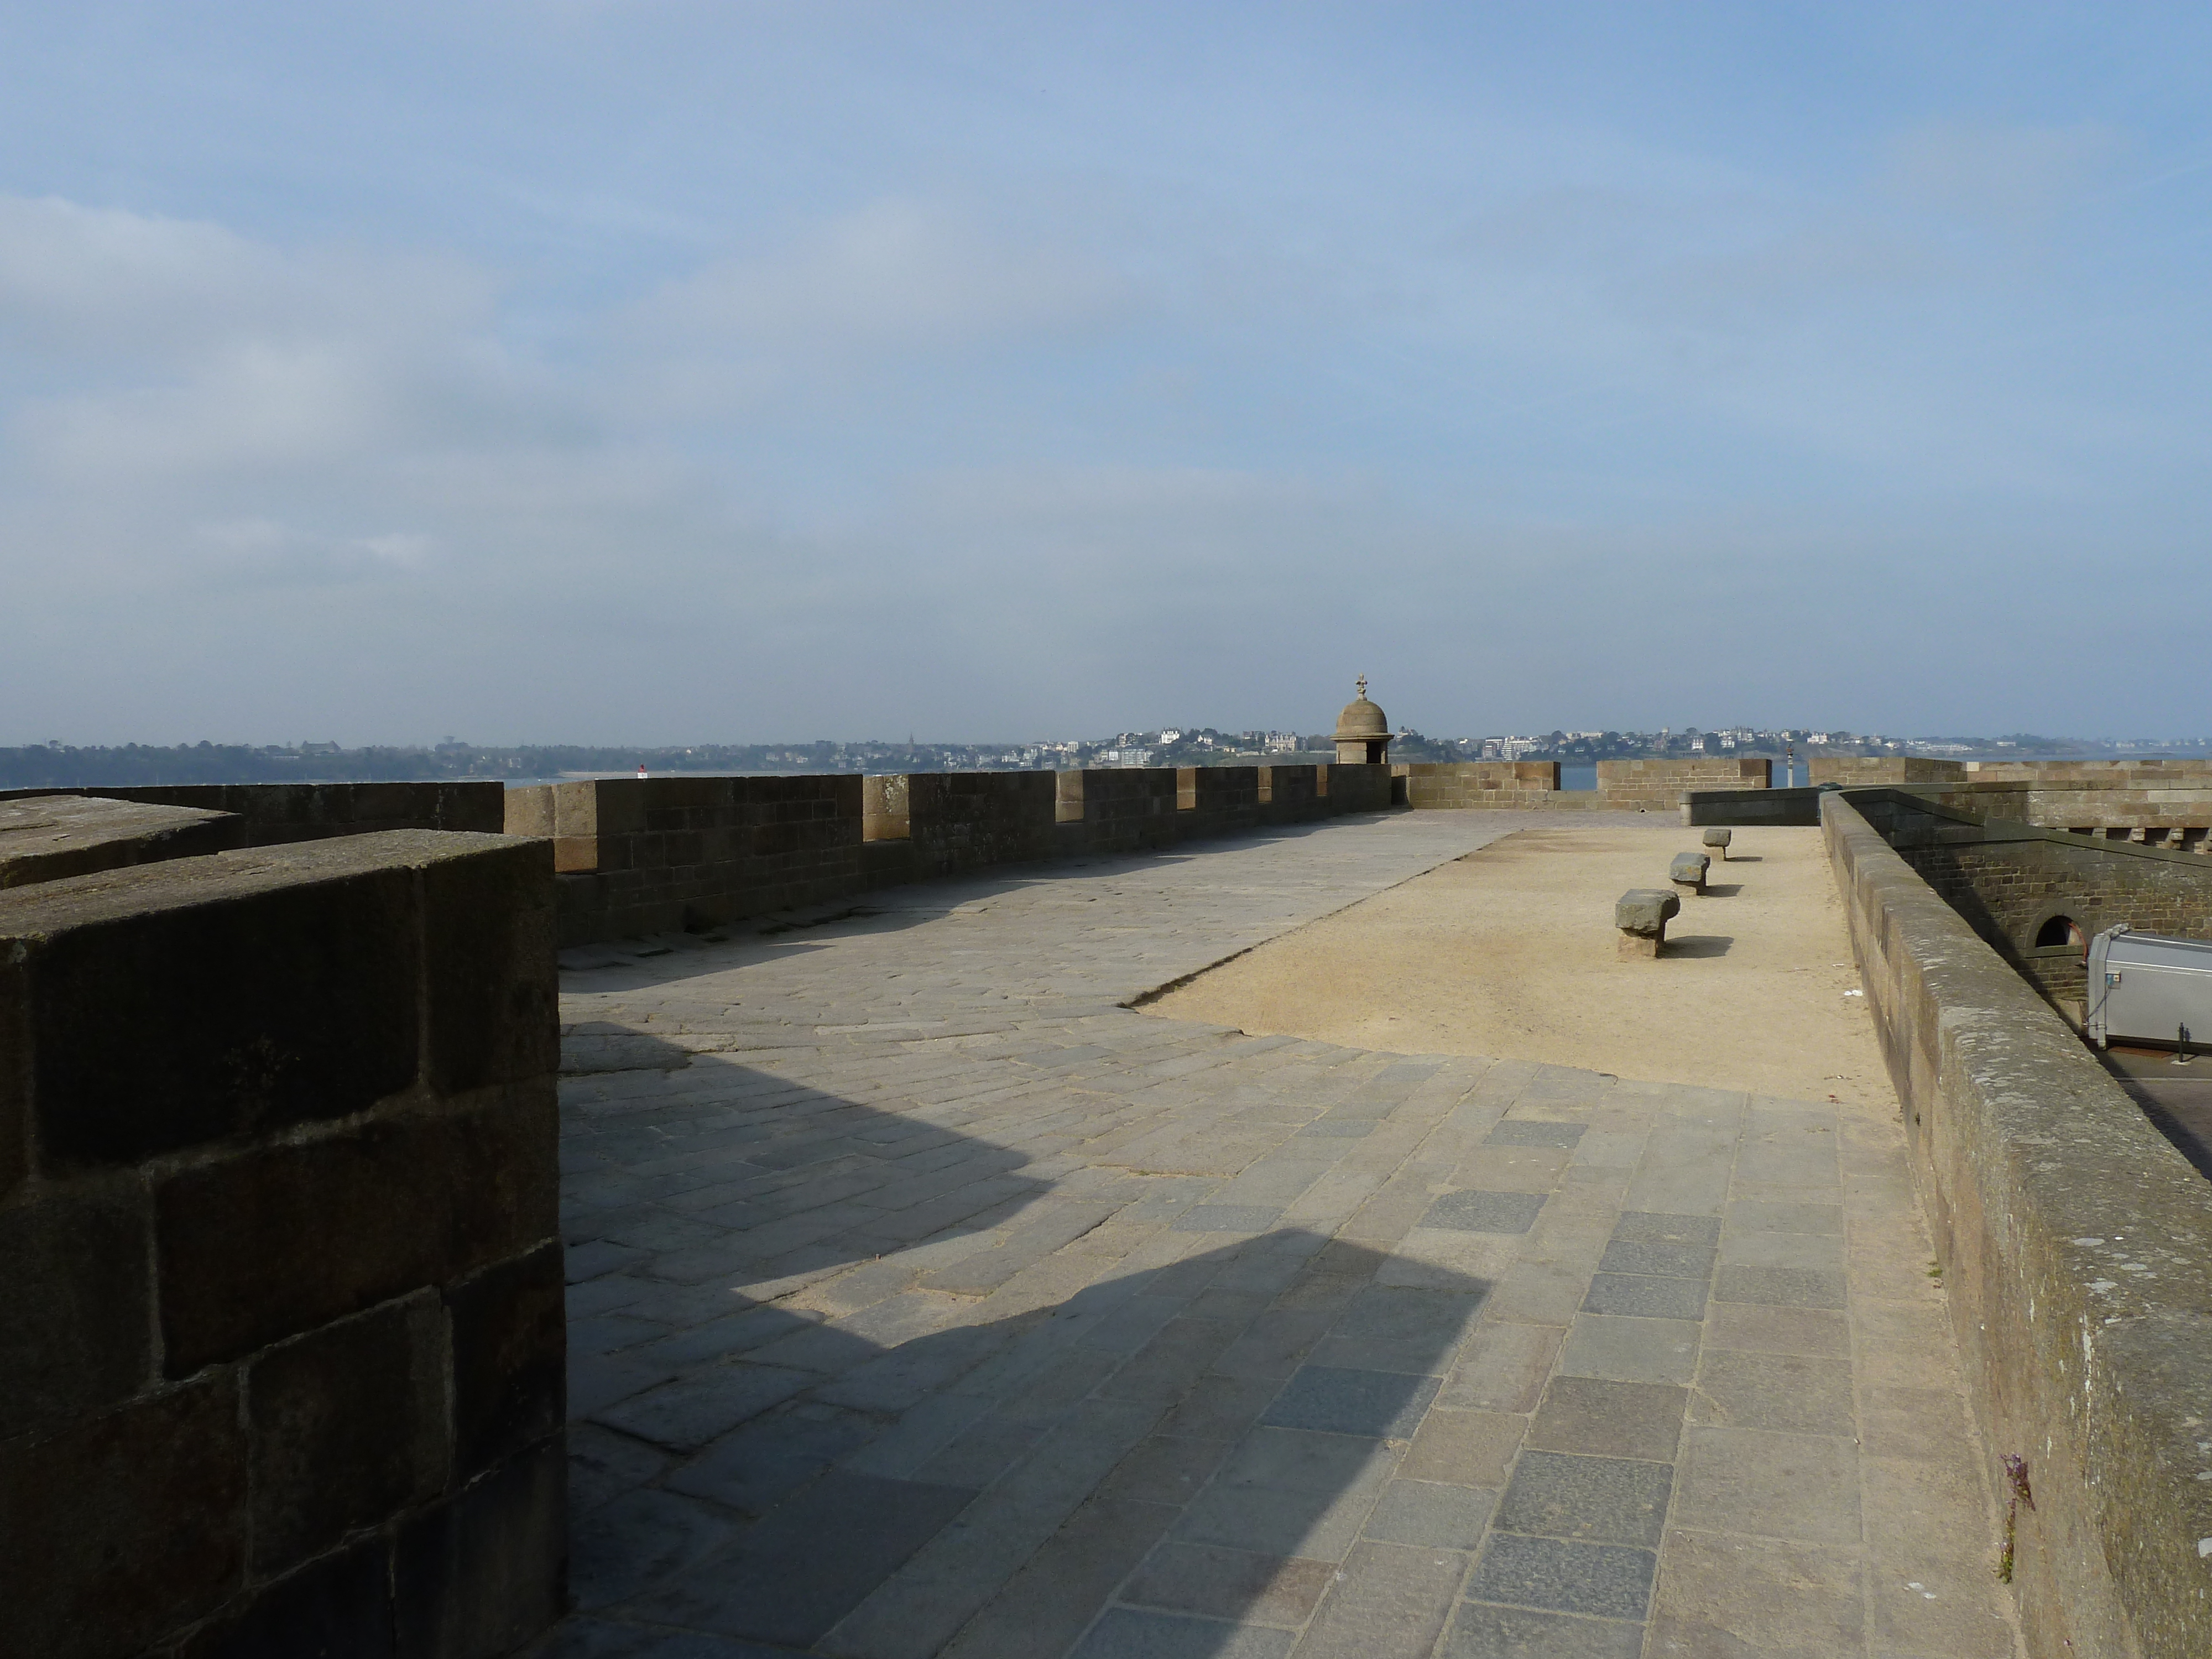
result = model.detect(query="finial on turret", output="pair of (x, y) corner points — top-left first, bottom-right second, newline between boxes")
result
(1355, 674), (1368, 701)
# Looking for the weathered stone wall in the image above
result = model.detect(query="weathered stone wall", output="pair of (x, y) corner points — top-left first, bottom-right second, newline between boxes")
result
(1396, 761), (1564, 810)
(521, 766), (1402, 944)
(1927, 781), (2212, 842)
(1809, 757), (1969, 787)
(1802, 759), (2212, 840)
(1595, 757), (1770, 811)
(1823, 790), (2212, 1659)
(1177, 764), (1261, 832)
(1681, 784), (1832, 827)
(1255, 763), (1324, 819)
(1848, 790), (2212, 1011)
(0, 781), (506, 846)
(0, 831), (565, 1659)
(1052, 766), (1183, 855)
(1963, 759), (2212, 790)
(858, 770), (1061, 886)
(507, 775), (863, 946)
(0, 795), (247, 888)
(1319, 761), (1394, 816)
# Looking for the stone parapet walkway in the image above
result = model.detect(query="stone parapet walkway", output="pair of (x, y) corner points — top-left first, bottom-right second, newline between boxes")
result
(534, 815), (2020, 1658)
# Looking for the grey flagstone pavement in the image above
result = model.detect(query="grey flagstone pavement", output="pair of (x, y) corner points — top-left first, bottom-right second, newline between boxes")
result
(529, 813), (2019, 1659)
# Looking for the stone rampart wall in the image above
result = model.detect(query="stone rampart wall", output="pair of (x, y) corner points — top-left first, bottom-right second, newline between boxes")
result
(1925, 782), (2212, 840)
(1809, 757), (1969, 786)
(517, 765), (1399, 945)
(1964, 759), (2212, 787)
(860, 770), (1061, 886)
(1845, 791), (2212, 1011)
(1594, 757), (1770, 810)
(1397, 761), (1563, 810)
(1823, 790), (2212, 1659)
(1804, 759), (2212, 839)
(0, 831), (565, 1659)
(0, 781), (506, 846)
(506, 775), (862, 945)
(1256, 763), (1321, 817)
(0, 795), (248, 889)
(1396, 758), (1766, 812)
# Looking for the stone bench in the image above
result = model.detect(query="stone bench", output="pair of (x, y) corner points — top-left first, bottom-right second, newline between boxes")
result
(1616, 887), (1682, 958)
(1670, 851), (1711, 894)
(1702, 827), (1732, 859)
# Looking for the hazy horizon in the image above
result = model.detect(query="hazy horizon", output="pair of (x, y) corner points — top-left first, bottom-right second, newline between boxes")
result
(6, 6), (2209, 745)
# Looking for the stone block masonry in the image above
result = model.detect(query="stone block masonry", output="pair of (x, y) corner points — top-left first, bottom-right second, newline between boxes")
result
(1824, 790), (2212, 1659)
(0, 830), (565, 1659)
(512, 764), (1400, 946)
(1397, 760), (1562, 810)
(0, 780), (507, 846)
(1811, 758), (2212, 840)
(0, 794), (247, 888)
(1400, 759), (1771, 813)
(509, 774), (863, 946)
(1595, 757), (1771, 812)
(1849, 787), (2212, 1011)
(1809, 756), (1971, 787)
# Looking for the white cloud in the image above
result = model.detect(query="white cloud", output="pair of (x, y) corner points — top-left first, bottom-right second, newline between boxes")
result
(633, 197), (1136, 356)
(0, 193), (493, 363)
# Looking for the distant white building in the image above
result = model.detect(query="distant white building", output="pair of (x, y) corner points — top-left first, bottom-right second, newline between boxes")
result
(1158, 730), (1182, 744)
(1094, 748), (1154, 768)
(1265, 732), (1301, 753)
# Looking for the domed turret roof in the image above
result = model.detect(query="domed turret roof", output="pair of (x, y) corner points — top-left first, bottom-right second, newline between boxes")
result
(1334, 675), (1389, 740)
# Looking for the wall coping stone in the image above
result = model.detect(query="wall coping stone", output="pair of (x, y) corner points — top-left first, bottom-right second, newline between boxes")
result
(0, 795), (245, 890)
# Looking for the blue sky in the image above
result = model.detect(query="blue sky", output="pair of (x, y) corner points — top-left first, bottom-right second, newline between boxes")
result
(3, 3), (2208, 744)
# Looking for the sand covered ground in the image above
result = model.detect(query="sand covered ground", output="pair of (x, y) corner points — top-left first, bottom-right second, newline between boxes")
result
(1147, 820), (1898, 1108)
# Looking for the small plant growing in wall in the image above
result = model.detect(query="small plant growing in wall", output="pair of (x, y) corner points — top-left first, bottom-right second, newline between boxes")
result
(1996, 1455), (2034, 1583)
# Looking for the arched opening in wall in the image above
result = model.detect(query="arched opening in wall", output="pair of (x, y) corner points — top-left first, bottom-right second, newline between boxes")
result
(2035, 915), (2084, 950)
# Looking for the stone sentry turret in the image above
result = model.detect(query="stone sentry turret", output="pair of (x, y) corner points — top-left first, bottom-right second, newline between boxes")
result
(1334, 675), (1393, 765)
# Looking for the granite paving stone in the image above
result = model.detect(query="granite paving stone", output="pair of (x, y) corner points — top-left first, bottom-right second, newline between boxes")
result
(1491, 1450), (1672, 1547)
(1525, 1377), (1686, 1463)
(1466, 1532), (1657, 1620)
(1592, 1238), (1715, 1279)
(1689, 1348), (1857, 1435)
(1579, 1272), (1708, 1320)
(1068, 1609), (1293, 1659)
(1444, 1604), (1644, 1659)
(1483, 1121), (1587, 1149)
(1258, 1365), (1441, 1438)
(1713, 1263), (1849, 1310)
(1361, 1478), (1498, 1548)
(1400, 1407), (1526, 1488)
(529, 813), (2013, 1658)
(1117, 1541), (1336, 1626)
(1557, 1314), (1700, 1386)
(1672, 1426), (1862, 1544)
(1423, 1190), (1549, 1234)
(1292, 1540), (1467, 1658)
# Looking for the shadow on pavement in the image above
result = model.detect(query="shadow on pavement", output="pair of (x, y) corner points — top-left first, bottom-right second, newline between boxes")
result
(540, 1207), (1491, 1658)
(2100, 1045), (2212, 1180)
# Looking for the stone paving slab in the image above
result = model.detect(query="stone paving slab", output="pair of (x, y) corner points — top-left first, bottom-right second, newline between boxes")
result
(526, 815), (2022, 1659)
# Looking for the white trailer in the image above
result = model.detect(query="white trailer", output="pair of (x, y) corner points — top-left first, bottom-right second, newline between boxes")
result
(2085, 925), (2212, 1052)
